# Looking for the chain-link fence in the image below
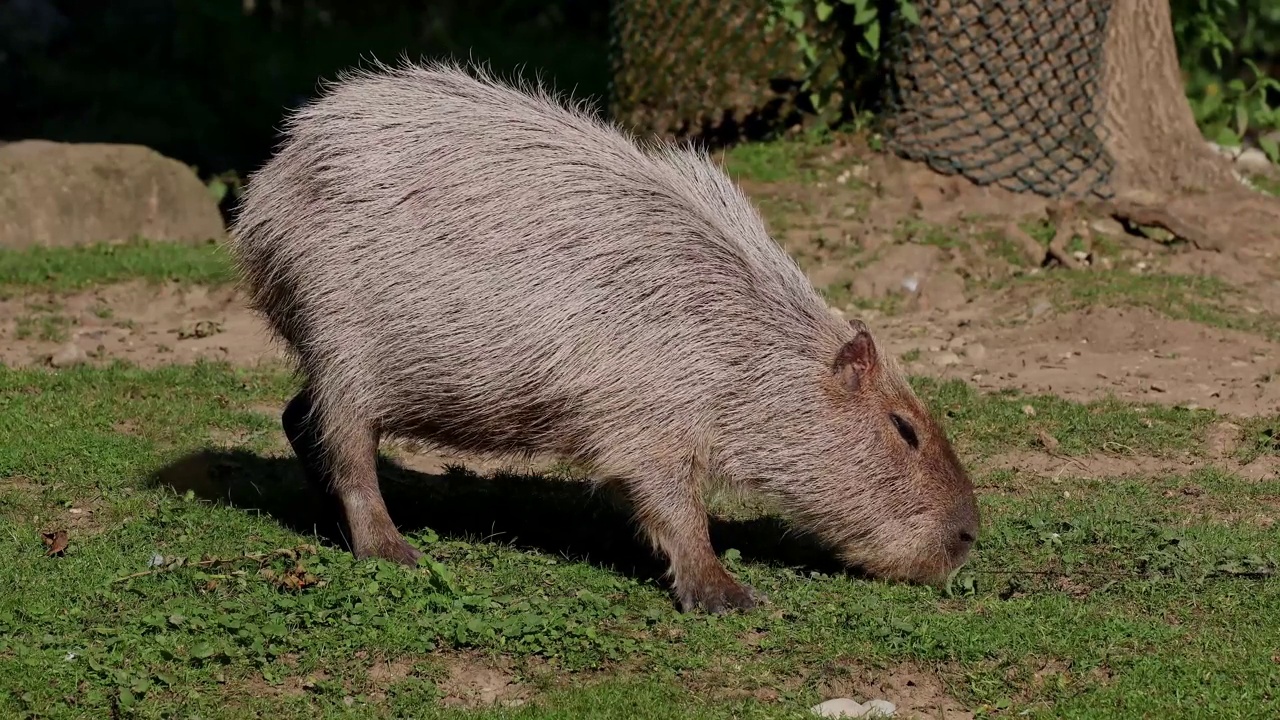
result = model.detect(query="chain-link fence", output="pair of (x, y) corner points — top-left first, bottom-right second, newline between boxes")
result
(608, 0), (1115, 200)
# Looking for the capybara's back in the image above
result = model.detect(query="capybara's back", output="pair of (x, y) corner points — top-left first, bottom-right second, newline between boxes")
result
(231, 61), (979, 613)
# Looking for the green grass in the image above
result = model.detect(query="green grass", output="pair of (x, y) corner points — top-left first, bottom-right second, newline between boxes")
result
(2, 363), (1278, 718)
(721, 130), (838, 184)
(998, 270), (1280, 341)
(0, 238), (237, 294)
(1250, 172), (1280, 197)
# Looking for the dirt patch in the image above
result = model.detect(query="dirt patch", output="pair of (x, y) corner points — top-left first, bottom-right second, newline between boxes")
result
(816, 663), (973, 720)
(881, 305), (1280, 417)
(0, 281), (280, 368)
(976, 450), (1280, 483)
(435, 653), (529, 709)
(367, 657), (418, 687)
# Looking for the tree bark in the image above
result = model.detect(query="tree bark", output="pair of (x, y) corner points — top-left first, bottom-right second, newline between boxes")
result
(1096, 0), (1280, 250)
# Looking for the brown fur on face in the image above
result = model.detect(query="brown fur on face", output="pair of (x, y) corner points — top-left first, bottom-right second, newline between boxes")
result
(229, 60), (980, 613)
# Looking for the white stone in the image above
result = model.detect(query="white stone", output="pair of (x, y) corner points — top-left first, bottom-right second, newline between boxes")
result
(811, 698), (897, 718)
(811, 699), (867, 718)
(862, 699), (897, 717)
(1234, 147), (1274, 174)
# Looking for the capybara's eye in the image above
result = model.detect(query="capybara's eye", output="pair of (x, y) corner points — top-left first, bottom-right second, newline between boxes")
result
(890, 414), (919, 449)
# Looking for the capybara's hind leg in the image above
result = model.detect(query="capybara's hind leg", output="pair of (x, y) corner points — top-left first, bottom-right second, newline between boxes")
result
(281, 388), (423, 566)
(627, 474), (762, 614)
(282, 388), (333, 494)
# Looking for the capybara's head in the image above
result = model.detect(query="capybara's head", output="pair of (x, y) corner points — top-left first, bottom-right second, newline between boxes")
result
(791, 319), (979, 586)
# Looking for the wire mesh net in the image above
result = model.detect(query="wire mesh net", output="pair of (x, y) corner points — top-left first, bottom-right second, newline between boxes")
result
(879, 0), (1114, 199)
(608, 0), (1115, 200)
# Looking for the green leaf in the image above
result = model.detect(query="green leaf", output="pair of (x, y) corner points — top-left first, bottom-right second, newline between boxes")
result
(190, 642), (216, 659)
(1260, 136), (1280, 164)
(854, 6), (877, 24)
(899, 1), (920, 24)
(207, 179), (228, 203)
(816, 1), (834, 21)
(864, 18), (881, 48)
(1235, 103), (1249, 136)
(1213, 125), (1241, 147)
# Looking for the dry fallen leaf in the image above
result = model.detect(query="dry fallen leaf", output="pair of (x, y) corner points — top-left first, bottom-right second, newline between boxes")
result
(42, 530), (69, 556)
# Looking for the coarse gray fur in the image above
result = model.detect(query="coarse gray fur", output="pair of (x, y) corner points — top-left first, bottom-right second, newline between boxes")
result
(229, 59), (979, 613)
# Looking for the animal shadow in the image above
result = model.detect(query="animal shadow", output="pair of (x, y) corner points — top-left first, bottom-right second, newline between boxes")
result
(151, 448), (849, 586)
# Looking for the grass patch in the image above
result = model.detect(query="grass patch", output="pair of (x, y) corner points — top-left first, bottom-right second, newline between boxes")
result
(721, 130), (838, 184)
(1249, 172), (1280, 196)
(1, 364), (1277, 718)
(14, 313), (72, 342)
(0, 238), (237, 294)
(1236, 416), (1280, 463)
(913, 377), (1216, 458)
(897, 218), (964, 250)
(1000, 270), (1280, 341)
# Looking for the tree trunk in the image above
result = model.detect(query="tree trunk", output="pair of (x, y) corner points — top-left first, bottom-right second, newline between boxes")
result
(881, 0), (1280, 252)
(1096, 0), (1280, 250)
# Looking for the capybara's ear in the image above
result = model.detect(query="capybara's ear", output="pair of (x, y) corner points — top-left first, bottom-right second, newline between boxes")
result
(832, 320), (878, 393)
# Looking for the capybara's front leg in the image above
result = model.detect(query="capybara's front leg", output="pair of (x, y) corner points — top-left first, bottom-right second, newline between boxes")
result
(627, 475), (763, 614)
(281, 388), (422, 566)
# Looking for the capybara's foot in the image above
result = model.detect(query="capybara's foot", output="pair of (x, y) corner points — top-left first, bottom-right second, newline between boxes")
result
(355, 534), (424, 567)
(675, 572), (765, 614)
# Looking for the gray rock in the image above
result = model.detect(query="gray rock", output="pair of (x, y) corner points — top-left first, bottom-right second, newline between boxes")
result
(0, 140), (226, 250)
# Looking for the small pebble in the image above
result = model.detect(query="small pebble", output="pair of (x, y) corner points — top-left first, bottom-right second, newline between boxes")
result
(148, 554), (165, 567)
(1030, 300), (1053, 318)
(964, 343), (988, 362)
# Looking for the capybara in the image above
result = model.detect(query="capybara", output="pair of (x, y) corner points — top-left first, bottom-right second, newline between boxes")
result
(229, 61), (979, 613)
